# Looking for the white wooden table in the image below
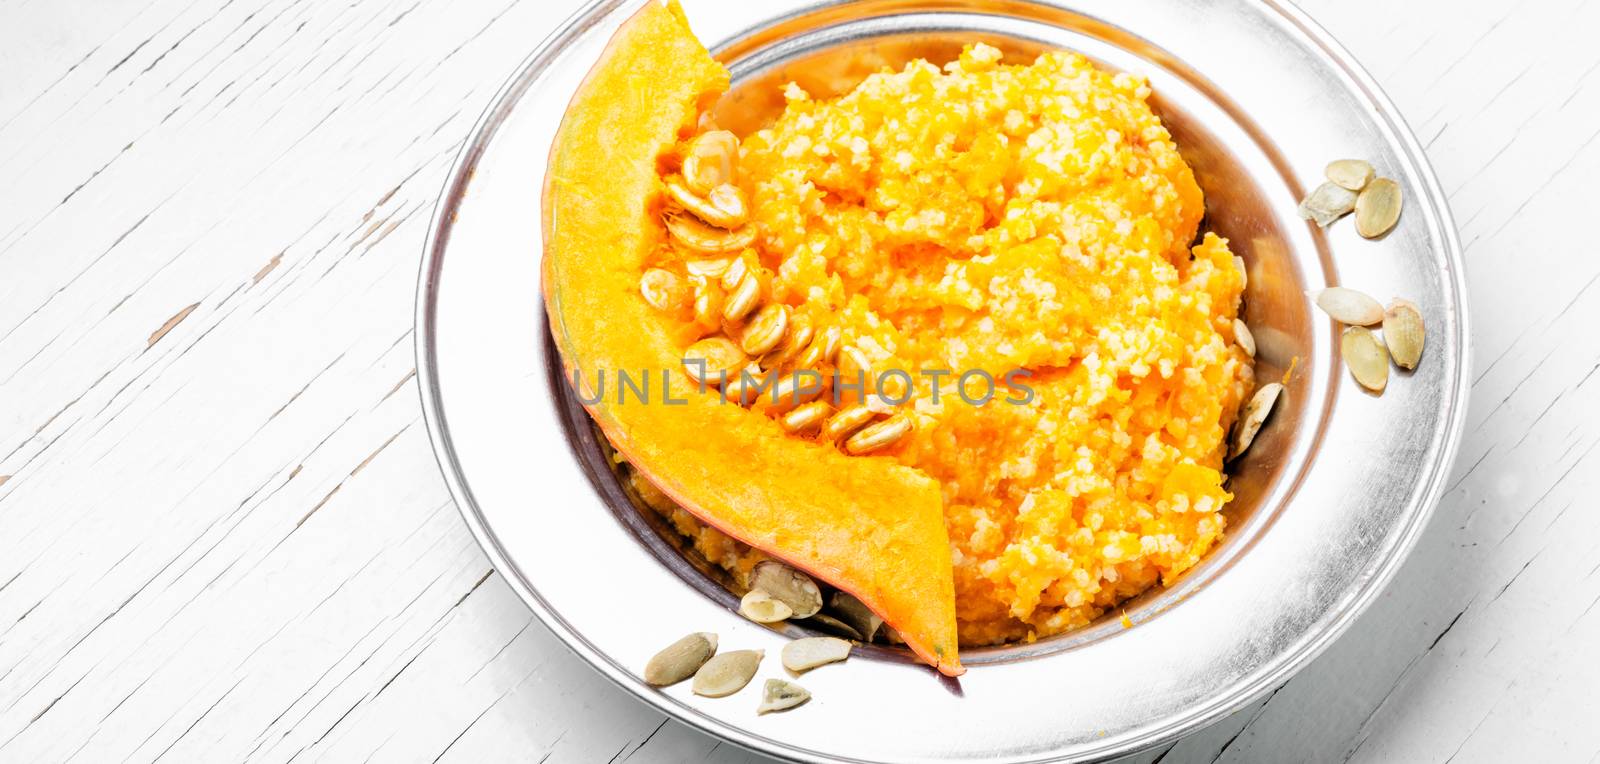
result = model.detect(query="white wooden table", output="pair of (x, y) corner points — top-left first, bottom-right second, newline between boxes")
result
(1, 1), (1596, 761)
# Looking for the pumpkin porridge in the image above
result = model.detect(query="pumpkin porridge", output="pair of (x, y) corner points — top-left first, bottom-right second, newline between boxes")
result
(545, 0), (1253, 672)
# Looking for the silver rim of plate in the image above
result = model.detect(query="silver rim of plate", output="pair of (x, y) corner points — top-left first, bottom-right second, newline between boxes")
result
(415, 1), (1471, 761)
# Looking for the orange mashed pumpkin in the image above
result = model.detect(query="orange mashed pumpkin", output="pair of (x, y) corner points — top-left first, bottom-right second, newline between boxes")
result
(636, 43), (1253, 645)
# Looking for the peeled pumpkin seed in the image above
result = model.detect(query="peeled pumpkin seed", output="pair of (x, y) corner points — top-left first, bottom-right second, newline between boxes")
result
(740, 303), (789, 356)
(1325, 158), (1375, 191)
(781, 637), (852, 673)
(666, 178), (747, 229)
(1311, 287), (1384, 326)
(1297, 181), (1358, 228)
(1383, 299), (1426, 370)
(821, 403), (876, 443)
(692, 649), (763, 697)
(757, 679), (811, 714)
(750, 560), (823, 618)
(682, 130), (739, 195)
(681, 337), (747, 387)
(1231, 382), (1282, 458)
(1341, 327), (1390, 392)
(645, 632), (718, 686)
(1233, 318), (1256, 358)
(639, 268), (689, 313)
(1355, 177), (1402, 239)
(739, 590), (793, 623)
(665, 212), (756, 254)
(845, 412), (914, 455)
(828, 591), (883, 641)
(780, 400), (832, 434)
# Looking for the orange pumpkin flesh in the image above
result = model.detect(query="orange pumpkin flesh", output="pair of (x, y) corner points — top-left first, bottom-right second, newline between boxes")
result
(542, 0), (963, 676)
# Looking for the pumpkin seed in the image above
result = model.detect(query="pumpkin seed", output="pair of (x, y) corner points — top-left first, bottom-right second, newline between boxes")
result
(682, 130), (739, 195)
(720, 365), (770, 406)
(645, 632), (718, 686)
(1231, 382), (1282, 458)
(666, 178), (747, 229)
(828, 591), (883, 641)
(800, 613), (863, 641)
(1233, 318), (1256, 357)
(740, 303), (789, 356)
(756, 679), (811, 714)
(794, 325), (841, 370)
(765, 370), (825, 415)
(1297, 181), (1358, 228)
(763, 312), (814, 368)
(691, 277), (725, 332)
(1383, 299), (1426, 370)
(719, 255), (750, 291)
(1311, 287), (1384, 326)
(1233, 255), (1248, 290)
(780, 400), (833, 434)
(845, 412), (914, 455)
(750, 560), (823, 618)
(739, 590), (793, 623)
(781, 637), (852, 673)
(684, 257), (733, 278)
(692, 649), (763, 697)
(681, 337), (747, 388)
(722, 271), (762, 323)
(1355, 177), (1402, 239)
(665, 212), (756, 254)
(639, 268), (689, 313)
(821, 403), (877, 443)
(1341, 326), (1390, 392)
(1325, 159), (1375, 191)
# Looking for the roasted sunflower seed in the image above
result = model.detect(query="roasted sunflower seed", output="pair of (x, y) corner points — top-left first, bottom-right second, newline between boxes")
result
(757, 679), (811, 714)
(781, 637), (852, 673)
(750, 561), (823, 619)
(644, 632), (718, 686)
(1233, 318), (1256, 358)
(1341, 326), (1390, 392)
(738, 590), (793, 623)
(1231, 382), (1283, 458)
(692, 649), (763, 697)
(1383, 299), (1426, 370)
(1311, 287), (1384, 326)
(1325, 159), (1375, 191)
(1355, 177), (1402, 239)
(1297, 181), (1358, 227)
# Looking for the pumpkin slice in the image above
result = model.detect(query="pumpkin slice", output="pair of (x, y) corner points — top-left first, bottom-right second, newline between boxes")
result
(542, 0), (962, 676)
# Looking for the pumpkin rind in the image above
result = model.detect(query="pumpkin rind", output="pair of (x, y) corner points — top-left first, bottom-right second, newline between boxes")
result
(542, 0), (962, 676)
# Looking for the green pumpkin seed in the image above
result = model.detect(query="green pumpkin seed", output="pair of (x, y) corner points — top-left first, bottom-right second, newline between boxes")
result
(644, 632), (718, 686)
(756, 679), (810, 714)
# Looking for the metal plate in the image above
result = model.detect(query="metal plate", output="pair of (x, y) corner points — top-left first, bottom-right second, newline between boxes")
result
(415, 1), (1470, 761)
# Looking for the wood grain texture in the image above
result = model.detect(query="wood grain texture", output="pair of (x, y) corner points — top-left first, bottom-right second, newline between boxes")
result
(0, 0), (1596, 761)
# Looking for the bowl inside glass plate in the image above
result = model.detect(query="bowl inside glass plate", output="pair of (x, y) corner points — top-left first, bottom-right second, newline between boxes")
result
(418, 1), (1469, 761)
